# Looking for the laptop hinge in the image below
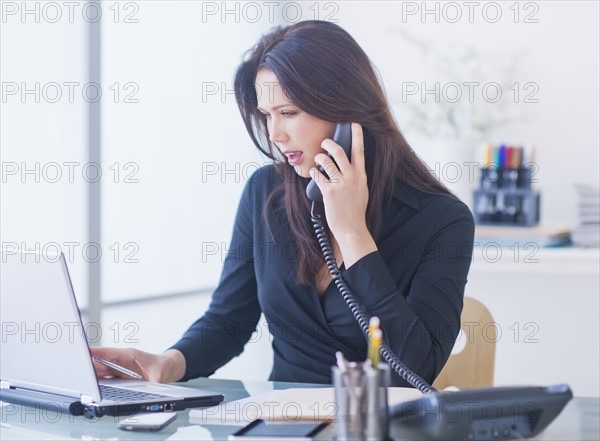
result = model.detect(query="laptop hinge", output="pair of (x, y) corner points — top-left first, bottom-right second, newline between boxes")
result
(0, 381), (9, 389)
(80, 394), (94, 405)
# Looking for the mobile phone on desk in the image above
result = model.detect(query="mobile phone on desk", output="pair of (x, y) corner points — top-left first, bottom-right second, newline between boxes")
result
(228, 419), (331, 440)
(118, 412), (177, 431)
(306, 122), (352, 203)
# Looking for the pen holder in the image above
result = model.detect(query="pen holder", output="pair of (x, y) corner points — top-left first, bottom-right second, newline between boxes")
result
(474, 166), (540, 226)
(332, 362), (390, 441)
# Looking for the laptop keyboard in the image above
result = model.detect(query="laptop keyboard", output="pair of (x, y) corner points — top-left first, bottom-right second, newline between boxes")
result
(99, 384), (170, 402)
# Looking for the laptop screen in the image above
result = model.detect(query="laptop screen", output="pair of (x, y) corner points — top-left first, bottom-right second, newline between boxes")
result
(1, 250), (102, 403)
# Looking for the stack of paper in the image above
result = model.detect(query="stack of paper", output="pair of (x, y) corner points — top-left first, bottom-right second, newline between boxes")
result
(572, 184), (600, 247)
(188, 387), (423, 425)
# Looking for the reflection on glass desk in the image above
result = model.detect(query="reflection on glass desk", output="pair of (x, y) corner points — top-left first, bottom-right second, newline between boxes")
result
(1, 377), (599, 440)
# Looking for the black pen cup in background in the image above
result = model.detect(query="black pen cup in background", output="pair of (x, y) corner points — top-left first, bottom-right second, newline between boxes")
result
(480, 166), (535, 190)
(474, 165), (540, 227)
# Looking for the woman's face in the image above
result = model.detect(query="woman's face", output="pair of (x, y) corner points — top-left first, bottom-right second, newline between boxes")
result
(255, 69), (336, 178)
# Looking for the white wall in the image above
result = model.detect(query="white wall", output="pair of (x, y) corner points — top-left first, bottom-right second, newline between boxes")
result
(100, 2), (270, 302)
(1, 5), (89, 307)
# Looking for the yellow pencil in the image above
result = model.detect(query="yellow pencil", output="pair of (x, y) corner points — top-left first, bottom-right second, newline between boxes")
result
(368, 316), (381, 368)
(368, 329), (382, 368)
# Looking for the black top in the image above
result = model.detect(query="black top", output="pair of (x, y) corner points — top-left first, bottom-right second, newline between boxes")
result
(171, 164), (475, 387)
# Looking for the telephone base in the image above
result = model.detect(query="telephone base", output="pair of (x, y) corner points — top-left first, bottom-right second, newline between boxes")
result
(389, 384), (572, 441)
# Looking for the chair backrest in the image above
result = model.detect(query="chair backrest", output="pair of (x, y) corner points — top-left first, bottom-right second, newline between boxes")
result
(433, 296), (496, 390)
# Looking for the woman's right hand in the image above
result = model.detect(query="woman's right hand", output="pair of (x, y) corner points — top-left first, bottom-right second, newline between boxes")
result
(90, 347), (186, 384)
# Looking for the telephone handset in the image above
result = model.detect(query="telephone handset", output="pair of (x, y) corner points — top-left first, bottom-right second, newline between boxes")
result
(305, 122), (352, 203)
(306, 124), (572, 440)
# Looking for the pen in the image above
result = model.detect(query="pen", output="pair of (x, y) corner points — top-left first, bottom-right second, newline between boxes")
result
(93, 357), (143, 380)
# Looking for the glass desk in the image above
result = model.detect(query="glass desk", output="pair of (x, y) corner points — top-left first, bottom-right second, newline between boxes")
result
(1, 377), (598, 440)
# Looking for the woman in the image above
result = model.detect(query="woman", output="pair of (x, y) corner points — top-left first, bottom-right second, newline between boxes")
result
(92, 20), (475, 387)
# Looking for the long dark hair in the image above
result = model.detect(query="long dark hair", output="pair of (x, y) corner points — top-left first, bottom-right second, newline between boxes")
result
(234, 20), (449, 285)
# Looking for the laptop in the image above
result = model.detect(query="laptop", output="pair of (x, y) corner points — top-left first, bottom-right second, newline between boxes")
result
(0, 249), (224, 417)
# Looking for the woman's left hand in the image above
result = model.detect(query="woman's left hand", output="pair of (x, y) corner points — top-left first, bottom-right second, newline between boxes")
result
(309, 123), (377, 266)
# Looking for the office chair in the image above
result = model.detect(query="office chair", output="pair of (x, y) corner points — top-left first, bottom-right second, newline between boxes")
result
(433, 296), (496, 390)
